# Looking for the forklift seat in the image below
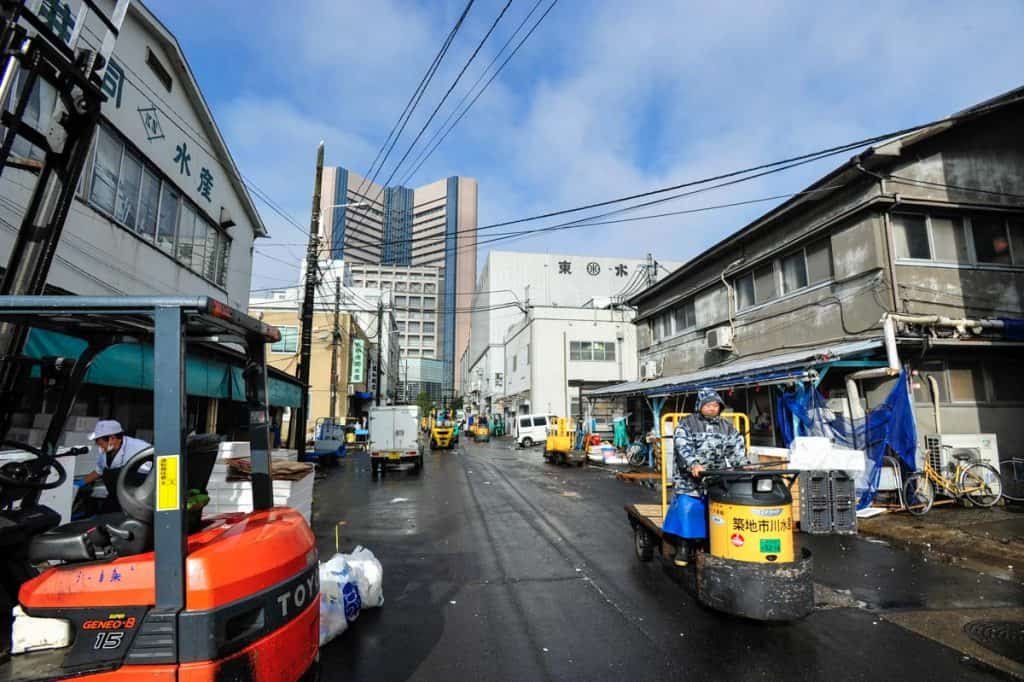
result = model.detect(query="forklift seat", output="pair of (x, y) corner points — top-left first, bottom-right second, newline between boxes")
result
(27, 512), (151, 563)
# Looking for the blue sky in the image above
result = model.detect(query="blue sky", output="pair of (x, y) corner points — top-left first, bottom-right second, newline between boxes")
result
(145, 0), (1024, 291)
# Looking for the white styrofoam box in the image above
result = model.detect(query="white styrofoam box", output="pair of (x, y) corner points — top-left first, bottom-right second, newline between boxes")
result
(59, 431), (94, 447)
(65, 416), (98, 433)
(789, 442), (865, 473)
(217, 442), (251, 460)
(74, 450), (99, 477)
(750, 446), (790, 460)
(877, 466), (900, 492)
(272, 449), (298, 461)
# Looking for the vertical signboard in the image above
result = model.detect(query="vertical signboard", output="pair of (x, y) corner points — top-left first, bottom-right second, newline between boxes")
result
(350, 338), (365, 383)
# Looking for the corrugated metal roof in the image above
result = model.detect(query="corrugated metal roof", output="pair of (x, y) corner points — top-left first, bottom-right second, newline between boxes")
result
(586, 338), (883, 398)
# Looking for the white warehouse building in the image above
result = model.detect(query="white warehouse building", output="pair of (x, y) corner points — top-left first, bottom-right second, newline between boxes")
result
(462, 250), (680, 415)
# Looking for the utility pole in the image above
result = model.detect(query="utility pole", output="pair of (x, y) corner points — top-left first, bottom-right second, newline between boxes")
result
(295, 142), (325, 460)
(374, 300), (383, 406)
(645, 252), (656, 287)
(329, 277), (341, 426)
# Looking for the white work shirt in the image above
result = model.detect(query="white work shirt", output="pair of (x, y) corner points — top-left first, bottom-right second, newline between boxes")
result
(94, 436), (152, 475)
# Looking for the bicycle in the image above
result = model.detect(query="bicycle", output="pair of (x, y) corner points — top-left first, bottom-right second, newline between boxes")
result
(626, 432), (661, 469)
(903, 447), (1003, 515)
(999, 457), (1024, 503)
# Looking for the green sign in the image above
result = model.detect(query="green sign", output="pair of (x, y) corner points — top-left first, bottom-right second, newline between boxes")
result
(350, 339), (365, 383)
(759, 538), (781, 553)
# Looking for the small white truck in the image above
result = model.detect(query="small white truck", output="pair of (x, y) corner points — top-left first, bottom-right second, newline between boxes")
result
(368, 405), (423, 477)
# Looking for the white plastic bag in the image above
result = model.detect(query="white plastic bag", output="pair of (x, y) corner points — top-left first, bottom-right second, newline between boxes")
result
(343, 545), (384, 609)
(318, 554), (362, 646)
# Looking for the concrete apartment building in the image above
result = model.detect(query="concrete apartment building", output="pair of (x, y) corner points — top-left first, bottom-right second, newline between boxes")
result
(249, 261), (401, 410)
(320, 166), (477, 396)
(502, 305), (638, 420)
(1, 1), (304, 442)
(591, 87), (1024, 467)
(462, 251), (681, 415)
(254, 307), (371, 444)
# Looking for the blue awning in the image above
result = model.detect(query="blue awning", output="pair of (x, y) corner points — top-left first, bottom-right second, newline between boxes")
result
(585, 338), (884, 399)
(25, 329), (302, 407)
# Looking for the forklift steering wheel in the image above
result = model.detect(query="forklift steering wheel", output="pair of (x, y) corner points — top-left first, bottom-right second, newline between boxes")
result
(117, 447), (156, 523)
(0, 440), (67, 490)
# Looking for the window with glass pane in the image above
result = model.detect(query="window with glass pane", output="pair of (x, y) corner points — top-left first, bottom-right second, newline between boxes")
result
(114, 150), (142, 228)
(424, 283), (436, 293)
(408, 322), (420, 332)
(395, 282), (407, 292)
(205, 226), (221, 282)
(806, 238), (832, 284)
(754, 264), (777, 304)
(192, 217), (209, 274)
(1010, 220), (1024, 265)
(931, 216), (968, 262)
(651, 319), (661, 342)
(156, 184), (179, 254)
(736, 273), (755, 310)
(674, 301), (695, 332)
(176, 202), (196, 266)
(781, 251), (808, 294)
(893, 214), (930, 259)
(948, 364), (986, 402)
(217, 233), (231, 286)
(423, 297), (436, 309)
(271, 326), (298, 353)
(992, 362), (1024, 401)
(89, 127), (121, 214)
(423, 322), (435, 333)
(137, 168), (160, 240)
(972, 215), (1011, 264)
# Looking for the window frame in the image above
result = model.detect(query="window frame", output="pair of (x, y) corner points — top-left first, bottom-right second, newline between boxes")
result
(82, 123), (231, 289)
(270, 325), (299, 354)
(893, 211), (1024, 269)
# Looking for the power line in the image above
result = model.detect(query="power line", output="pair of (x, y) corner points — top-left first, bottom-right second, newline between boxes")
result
(349, 0), (477, 205)
(376, 0), (513, 191)
(402, 0), (556, 185)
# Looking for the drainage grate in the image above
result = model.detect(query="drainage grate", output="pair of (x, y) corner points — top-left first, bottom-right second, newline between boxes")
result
(963, 620), (1024, 664)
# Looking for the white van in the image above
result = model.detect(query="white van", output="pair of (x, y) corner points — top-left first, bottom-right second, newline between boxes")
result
(514, 414), (558, 448)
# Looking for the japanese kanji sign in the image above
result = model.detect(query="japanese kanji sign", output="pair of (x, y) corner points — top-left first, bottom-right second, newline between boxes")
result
(350, 339), (366, 383)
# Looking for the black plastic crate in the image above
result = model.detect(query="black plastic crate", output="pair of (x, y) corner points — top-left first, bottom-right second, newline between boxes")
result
(800, 471), (830, 499)
(800, 501), (833, 535)
(829, 471), (858, 534)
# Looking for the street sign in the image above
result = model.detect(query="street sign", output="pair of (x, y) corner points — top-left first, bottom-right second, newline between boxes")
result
(350, 339), (365, 383)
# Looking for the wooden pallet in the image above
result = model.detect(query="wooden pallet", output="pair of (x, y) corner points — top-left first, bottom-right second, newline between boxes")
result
(631, 503), (664, 529)
(616, 471), (660, 481)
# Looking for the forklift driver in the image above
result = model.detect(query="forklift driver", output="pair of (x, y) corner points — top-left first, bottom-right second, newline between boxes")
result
(667, 388), (747, 566)
(81, 419), (152, 513)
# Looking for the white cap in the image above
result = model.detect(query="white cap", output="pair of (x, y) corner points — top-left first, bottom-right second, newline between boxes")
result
(88, 419), (124, 441)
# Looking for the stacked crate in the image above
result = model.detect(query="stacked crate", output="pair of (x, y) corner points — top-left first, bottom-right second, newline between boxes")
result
(799, 470), (857, 534)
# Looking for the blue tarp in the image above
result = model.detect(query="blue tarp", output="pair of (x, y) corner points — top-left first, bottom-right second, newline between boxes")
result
(776, 370), (917, 509)
(1000, 318), (1024, 341)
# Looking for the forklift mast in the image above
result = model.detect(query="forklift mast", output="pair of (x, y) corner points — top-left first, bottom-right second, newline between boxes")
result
(0, 0), (129, 432)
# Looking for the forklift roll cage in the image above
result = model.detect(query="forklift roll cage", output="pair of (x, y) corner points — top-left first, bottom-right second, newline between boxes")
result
(0, 294), (281, 651)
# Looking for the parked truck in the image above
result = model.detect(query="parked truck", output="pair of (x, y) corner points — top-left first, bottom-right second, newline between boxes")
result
(369, 405), (424, 477)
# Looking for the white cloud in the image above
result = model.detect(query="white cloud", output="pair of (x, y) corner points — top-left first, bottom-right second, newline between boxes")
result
(181, 0), (1024, 289)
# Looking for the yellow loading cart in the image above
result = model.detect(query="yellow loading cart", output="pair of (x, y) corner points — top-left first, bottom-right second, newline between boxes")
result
(624, 412), (813, 621)
(544, 417), (585, 466)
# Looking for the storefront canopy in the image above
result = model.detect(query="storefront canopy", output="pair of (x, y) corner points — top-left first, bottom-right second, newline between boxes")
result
(585, 338), (884, 399)
(25, 329), (303, 407)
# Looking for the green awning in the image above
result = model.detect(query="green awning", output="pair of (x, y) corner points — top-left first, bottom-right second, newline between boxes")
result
(25, 329), (301, 407)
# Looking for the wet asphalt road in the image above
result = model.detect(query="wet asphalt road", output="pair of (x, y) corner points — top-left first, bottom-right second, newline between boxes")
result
(314, 440), (1023, 681)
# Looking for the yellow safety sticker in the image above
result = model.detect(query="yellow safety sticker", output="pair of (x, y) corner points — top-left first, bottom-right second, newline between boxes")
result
(156, 455), (180, 512)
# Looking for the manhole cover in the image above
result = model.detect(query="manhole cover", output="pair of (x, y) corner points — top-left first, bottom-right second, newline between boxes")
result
(963, 620), (1024, 663)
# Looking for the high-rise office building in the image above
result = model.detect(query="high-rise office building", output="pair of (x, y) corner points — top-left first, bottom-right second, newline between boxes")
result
(320, 167), (477, 397)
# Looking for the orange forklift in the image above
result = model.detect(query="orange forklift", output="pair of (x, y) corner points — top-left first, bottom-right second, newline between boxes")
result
(0, 297), (319, 681)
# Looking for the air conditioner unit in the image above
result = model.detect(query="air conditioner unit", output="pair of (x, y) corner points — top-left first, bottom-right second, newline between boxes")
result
(924, 433), (999, 473)
(705, 326), (733, 351)
(639, 360), (661, 380)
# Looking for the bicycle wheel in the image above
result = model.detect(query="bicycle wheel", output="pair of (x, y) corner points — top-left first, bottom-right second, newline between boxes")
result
(960, 462), (1003, 507)
(903, 473), (934, 516)
(999, 459), (1024, 503)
